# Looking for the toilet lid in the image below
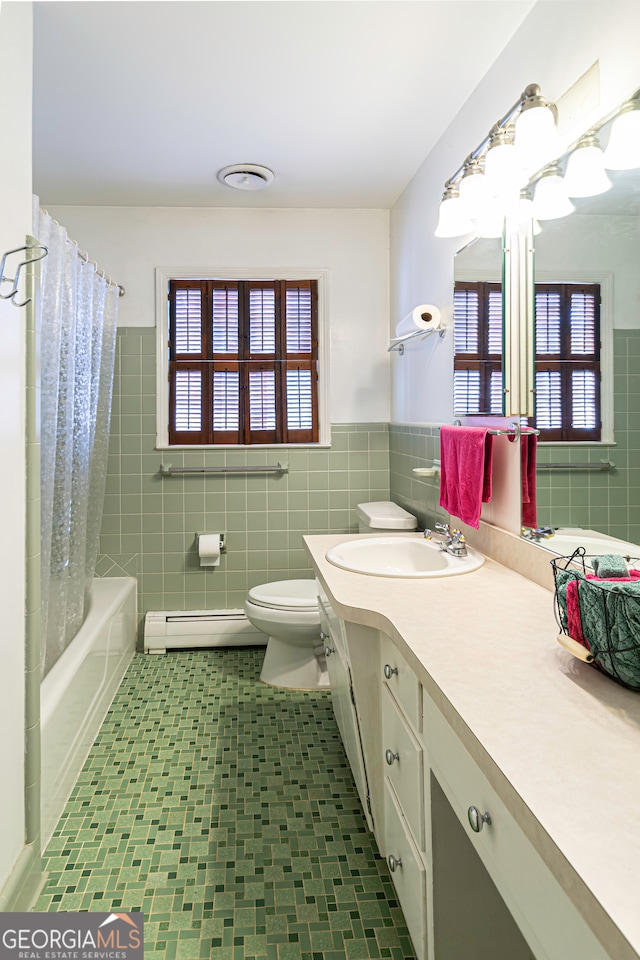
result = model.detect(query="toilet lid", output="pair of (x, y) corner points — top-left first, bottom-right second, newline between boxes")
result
(248, 579), (319, 612)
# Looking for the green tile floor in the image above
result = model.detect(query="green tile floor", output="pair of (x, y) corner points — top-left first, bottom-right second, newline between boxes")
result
(36, 649), (416, 960)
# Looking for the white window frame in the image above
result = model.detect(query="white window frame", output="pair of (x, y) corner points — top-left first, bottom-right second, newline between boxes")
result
(155, 266), (330, 449)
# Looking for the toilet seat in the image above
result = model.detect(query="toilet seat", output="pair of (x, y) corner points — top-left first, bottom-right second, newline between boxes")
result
(247, 579), (319, 613)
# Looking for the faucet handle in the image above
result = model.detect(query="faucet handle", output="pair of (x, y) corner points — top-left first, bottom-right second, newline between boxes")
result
(435, 522), (450, 536)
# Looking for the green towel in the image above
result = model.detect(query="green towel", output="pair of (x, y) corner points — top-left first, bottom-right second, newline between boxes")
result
(577, 578), (640, 690)
(591, 554), (630, 578)
(554, 567), (585, 633)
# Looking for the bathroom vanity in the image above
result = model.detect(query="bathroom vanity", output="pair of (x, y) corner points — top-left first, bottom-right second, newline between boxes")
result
(305, 532), (640, 960)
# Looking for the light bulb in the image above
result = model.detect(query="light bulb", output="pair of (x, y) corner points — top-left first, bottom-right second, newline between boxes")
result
(458, 161), (492, 220)
(603, 101), (640, 170)
(564, 136), (611, 197)
(515, 87), (559, 173)
(532, 164), (575, 220)
(434, 186), (475, 239)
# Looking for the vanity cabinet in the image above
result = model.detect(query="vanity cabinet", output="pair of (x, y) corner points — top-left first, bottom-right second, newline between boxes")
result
(305, 534), (640, 960)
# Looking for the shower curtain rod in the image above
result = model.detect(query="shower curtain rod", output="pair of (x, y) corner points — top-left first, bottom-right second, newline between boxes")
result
(39, 207), (125, 296)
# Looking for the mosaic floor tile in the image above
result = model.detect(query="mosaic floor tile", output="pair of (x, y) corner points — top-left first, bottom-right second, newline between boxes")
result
(36, 649), (415, 959)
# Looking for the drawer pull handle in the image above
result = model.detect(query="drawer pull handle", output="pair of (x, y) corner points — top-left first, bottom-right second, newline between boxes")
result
(387, 854), (402, 872)
(468, 806), (492, 833)
(324, 646), (334, 657)
(383, 664), (398, 680)
(319, 630), (328, 641)
(385, 748), (400, 766)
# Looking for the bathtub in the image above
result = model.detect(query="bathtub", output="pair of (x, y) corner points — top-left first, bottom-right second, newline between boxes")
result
(40, 577), (137, 846)
(540, 527), (640, 560)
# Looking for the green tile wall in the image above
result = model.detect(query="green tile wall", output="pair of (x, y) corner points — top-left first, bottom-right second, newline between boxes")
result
(535, 329), (640, 544)
(98, 328), (390, 630)
(389, 424), (447, 532)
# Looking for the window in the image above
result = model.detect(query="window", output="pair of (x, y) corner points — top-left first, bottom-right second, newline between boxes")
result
(453, 280), (504, 416)
(453, 280), (601, 441)
(167, 278), (319, 445)
(533, 283), (601, 442)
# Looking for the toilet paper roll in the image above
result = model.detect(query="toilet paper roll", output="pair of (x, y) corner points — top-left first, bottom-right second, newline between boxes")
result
(395, 304), (441, 339)
(198, 533), (221, 567)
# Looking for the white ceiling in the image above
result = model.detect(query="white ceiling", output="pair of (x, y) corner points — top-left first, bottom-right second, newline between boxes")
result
(32, 0), (535, 209)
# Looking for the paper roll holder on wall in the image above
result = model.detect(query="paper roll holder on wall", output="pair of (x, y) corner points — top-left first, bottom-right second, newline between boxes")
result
(196, 532), (226, 565)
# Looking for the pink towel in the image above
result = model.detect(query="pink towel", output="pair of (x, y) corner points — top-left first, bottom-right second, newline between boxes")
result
(565, 579), (588, 648)
(521, 432), (538, 529)
(564, 571), (640, 652)
(439, 426), (493, 530)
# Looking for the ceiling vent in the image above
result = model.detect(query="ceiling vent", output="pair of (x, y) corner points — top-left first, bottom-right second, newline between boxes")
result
(217, 163), (275, 191)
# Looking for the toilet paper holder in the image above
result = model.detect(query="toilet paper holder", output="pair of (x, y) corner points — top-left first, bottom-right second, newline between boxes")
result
(197, 532), (226, 549)
(196, 532), (227, 566)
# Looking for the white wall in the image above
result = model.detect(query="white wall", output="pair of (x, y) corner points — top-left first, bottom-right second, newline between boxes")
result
(390, 0), (640, 424)
(44, 206), (391, 424)
(536, 213), (640, 329)
(0, 0), (32, 896)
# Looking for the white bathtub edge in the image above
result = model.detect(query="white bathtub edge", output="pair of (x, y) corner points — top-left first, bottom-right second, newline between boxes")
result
(40, 577), (137, 847)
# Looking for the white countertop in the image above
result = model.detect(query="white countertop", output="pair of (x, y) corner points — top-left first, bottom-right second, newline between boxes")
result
(304, 532), (640, 960)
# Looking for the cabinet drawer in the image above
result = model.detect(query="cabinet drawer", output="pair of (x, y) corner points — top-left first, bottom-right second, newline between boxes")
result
(317, 585), (347, 660)
(382, 686), (424, 849)
(423, 694), (609, 960)
(383, 779), (427, 960)
(380, 633), (421, 731)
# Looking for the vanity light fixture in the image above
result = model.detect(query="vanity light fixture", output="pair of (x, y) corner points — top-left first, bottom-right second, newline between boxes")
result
(434, 83), (557, 239)
(532, 164), (575, 220)
(564, 135), (611, 197)
(603, 98), (640, 170)
(434, 184), (475, 238)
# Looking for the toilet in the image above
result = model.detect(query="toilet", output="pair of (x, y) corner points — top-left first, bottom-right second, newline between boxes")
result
(244, 501), (417, 690)
(355, 500), (418, 534)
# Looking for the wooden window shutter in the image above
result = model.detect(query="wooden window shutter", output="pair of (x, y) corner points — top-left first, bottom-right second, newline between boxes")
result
(453, 280), (503, 417)
(533, 283), (600, 441)
(168, 277), (318, 445)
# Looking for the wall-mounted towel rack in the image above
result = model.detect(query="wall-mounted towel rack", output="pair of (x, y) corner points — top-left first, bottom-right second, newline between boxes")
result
(538, 460), (614, 471)
(160, 462), (289, 476)
(388, 327), (445, 354)
(0, 243), (48, 307)
(451, 420), (540, 439)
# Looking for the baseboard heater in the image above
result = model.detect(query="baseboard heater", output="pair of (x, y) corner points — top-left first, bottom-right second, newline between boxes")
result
(144, 609), (266, 654)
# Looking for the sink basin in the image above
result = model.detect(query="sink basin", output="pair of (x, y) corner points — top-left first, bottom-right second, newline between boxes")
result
(325, 536), (484, 578)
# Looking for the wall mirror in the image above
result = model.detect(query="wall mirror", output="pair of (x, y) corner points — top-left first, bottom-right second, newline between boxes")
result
(521, 95), (640, 552)
(452, 234), (505, 417)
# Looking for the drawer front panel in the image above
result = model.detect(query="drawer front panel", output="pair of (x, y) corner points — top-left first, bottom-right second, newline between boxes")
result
(423, 694), (609, 960)
(383, 779), (427, 960)
(382, 686), (424, 849)
(380, 633), (421, 731)
(317, 586), (347, 660)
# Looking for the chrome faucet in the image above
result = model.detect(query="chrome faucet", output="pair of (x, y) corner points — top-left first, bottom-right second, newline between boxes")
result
(434, 522), (468, 557)
(522, 525), (555, 542)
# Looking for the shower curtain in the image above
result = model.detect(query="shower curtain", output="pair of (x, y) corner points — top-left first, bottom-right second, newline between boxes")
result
(33, 203), (119, 678)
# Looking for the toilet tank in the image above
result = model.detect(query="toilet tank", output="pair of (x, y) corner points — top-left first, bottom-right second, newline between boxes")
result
(355, 501), (417, 533)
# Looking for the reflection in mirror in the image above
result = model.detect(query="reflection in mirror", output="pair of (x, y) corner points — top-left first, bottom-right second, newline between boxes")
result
(452, 236), (504, 417)
(525, 103), (640, 552)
